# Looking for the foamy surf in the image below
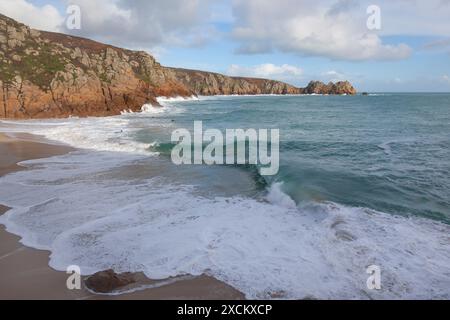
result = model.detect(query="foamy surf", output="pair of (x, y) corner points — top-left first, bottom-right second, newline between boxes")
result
(157, 96), (199, 107)
(0, 149), (449, 299)
(1, 117), (155, 155)
(1, 94), (449, 299)
(157, 95), (199, 102)
(119, 96), (199, 114)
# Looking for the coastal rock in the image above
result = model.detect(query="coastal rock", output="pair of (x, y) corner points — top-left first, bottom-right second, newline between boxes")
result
(0, 13), (356, 119)
(84, 269), (136, 293)
(333, 81), (357, 95)
(170, 68), (303, 96)
(304, 80), (356, 95)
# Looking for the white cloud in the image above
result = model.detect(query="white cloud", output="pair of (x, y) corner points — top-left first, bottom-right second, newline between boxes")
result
(0, 0), (64, 32)
(0, 0), (220, 53)
(2, 0), (450, 63)
(423, 38), (450, 53)
(377, 0), (450, 37)
(61, 0), (218, 49)
(321, 70), (347, 82)
(227, 63), (303, 81)
(231, 0), (412, 61)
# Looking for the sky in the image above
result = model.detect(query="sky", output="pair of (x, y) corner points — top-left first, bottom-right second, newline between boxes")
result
(1, 0), (450, 92)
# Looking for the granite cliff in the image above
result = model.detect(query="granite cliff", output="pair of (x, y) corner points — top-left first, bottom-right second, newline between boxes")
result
(304, 80), (357, 95)
(0, 14), (356, 119)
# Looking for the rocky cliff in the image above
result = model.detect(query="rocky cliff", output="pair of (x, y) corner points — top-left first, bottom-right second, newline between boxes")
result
(0, 14), (356, 119)
(303, 80), (356, 95)
(168, 68), (303, 96)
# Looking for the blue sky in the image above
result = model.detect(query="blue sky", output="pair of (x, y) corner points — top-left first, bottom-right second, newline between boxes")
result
(1, 0), (450, 92)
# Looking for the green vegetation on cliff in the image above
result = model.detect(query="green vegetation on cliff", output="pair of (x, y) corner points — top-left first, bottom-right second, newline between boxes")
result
(0, 13), (356, 119)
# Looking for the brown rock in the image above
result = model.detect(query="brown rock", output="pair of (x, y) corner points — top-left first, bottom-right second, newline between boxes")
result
(0, 13), (356, 119)
(304, 80), (356, 95)
(11, 54), (21, 62)
(304, 81), (329, 94)
(85, 269), (136, 293)
(334, 81), (357, 95)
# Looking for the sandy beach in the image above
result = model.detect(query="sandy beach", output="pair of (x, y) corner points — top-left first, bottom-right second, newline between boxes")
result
(0, 132), (244, 300)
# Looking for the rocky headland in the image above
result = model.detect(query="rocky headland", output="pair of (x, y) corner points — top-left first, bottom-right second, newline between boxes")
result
(0, 14), (356, 119)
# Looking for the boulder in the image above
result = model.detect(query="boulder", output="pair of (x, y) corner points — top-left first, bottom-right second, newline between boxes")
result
(84, 269), (136, 293)
(334, 81), (357, 95)
(304, 80), (356, 95)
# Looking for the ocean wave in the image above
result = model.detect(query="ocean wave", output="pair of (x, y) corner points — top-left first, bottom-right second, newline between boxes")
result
(377, 141), (393, 156)
(0, 149), (449, 299)
(1, 97), (449, 299)
(156, 95), (199, 106)
(1, 117), (155, 155)
(119, 102), (187, 116)
(197, 94), (309, 100)
(266, 182), (297, 209)
(140, 103), (170, 114)
(377, 138), (418, 156)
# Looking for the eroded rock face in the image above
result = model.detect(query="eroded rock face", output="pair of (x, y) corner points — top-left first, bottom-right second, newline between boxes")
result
(84, 270), (136, 293)
(304, 81), (356, 95)
(0, 14), (356, 119)
(169, 68), (303, 96)
(0, 14), (189, 119)
(333, 81), (357, 95)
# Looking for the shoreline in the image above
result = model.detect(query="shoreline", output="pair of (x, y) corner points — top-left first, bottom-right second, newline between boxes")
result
(0, 92), (358, 120)
(0, 132), (244, 300)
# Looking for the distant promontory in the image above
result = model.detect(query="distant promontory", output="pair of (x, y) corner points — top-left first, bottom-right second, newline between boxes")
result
(0, 14), (356, 119)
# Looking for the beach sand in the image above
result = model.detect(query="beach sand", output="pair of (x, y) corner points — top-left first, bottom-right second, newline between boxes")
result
(0, 133), (244, 300)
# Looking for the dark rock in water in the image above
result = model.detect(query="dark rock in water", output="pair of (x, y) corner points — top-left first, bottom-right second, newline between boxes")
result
(362, 92), (369, 96)
(85, 269), (136, 293)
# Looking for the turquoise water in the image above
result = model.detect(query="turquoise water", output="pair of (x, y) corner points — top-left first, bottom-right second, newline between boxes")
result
(137, 94), (450, 224)
(1, 93), (449, 299)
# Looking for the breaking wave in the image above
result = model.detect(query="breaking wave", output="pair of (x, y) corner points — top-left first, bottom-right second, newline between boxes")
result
(1, 94), (450, 299)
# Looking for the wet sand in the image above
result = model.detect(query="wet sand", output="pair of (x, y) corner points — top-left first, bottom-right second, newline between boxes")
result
(0, 132), (244, 300)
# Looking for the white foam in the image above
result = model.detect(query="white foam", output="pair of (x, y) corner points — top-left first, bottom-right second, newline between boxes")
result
(197, 94), (308, 100)
(377, 138), (417, 156)
(120, 109), (135, 115)
(0, 149), (449, 299)
(266, 182), (297, 209)
(1, 117), (154, 155)
(1, 114), (449, 299)
(157, 95), (199, 105)
(378, 141), (393, 156)
(141, 103), (159, 113)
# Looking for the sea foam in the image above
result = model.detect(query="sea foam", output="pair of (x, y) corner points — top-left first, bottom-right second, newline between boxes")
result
(0, 148), (449, 299)
(0, 111), (449, 299)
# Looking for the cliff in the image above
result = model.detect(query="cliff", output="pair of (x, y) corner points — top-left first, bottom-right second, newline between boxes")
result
(0, 14), (356, 119)
(303, 80), (356, 95)
(168, 68), (303, 96)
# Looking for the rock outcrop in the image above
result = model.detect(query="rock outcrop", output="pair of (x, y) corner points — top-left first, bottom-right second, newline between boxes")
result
(85, 269), (136, 293)
(169, 68), (303, 95)
(304, 80), (357, 95)
(0, 14), (356, 119)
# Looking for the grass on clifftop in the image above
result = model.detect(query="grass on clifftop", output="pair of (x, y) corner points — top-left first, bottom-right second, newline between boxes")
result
(1, 42), (67, 91)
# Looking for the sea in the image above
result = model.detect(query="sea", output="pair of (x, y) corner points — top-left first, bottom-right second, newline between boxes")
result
(0, 93), (449, 299)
